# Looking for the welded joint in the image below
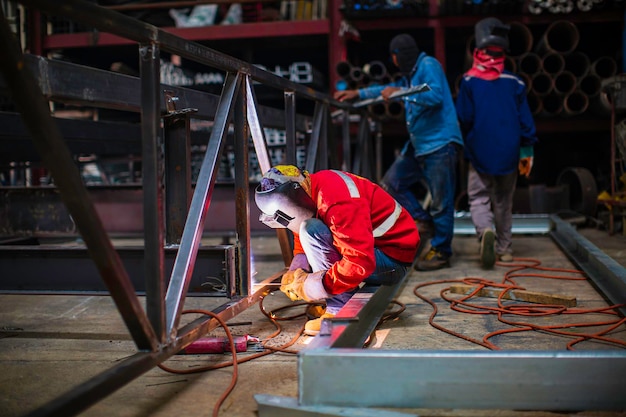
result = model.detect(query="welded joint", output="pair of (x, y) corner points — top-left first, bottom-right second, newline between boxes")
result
(319, 316), (359, 337)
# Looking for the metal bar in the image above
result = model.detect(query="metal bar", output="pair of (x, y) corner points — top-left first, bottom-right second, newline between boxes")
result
(318, 107), (329, 170)
(341, 111), (351, 171)
(298, 350), (626, 410)
(234, 77), (251, 297)
(245, 76), (292, 268)
(352, 83), (431, 108)
(246, 77), (271, 174)
(139, 42), (167, 344)
(550, 214), (626, 316)
(352, 114), (371, 178)
(0, 111), (142, 160)
(305, 101), (324, 173)
(165, 72), (241, 337)
(255, 394), (417, 417)
(0, 6), (157, 351)
(0, 245), (235, 295)
(0, 54), (310, 130)
(163, 103), (194, 245)
(308, 281), (405, 350)
(284, 90), (297, 165)
(454, 213), (551, 235)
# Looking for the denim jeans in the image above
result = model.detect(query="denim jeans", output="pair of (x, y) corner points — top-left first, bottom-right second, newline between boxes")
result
(299, 218), (408, 314)
(381, 143), (458, 256)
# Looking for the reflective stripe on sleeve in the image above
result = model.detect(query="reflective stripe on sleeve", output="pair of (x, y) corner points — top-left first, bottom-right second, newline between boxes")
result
(330, 170), (400, 238)
(331, 170), (360, 198)
(373, 200), (402, 238)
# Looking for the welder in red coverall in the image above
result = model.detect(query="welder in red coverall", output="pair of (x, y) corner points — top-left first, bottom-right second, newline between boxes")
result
(255, 165), (419, 335)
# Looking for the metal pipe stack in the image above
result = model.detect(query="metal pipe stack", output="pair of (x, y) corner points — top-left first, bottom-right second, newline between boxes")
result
(460, 19), (619, 118)
(335, 59), (406, 120)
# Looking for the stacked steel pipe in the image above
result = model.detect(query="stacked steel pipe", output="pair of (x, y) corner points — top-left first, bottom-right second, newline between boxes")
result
(461, 20), (618, 118)
(439, 0), (622, 15)
(335, 59), (405, 120)
(341, 20), (619, 120)
(525, 0), (623, 14)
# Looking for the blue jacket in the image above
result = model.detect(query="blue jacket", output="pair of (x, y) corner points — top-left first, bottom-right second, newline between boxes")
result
(456, 70), (538, 176)
(358, 52), (463, 157)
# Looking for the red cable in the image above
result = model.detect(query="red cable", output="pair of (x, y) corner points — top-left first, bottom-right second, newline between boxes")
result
(414, 257), (626, 350)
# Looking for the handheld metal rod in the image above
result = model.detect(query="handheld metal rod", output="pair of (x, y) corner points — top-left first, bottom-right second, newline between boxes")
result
(352, 83), (431, 108)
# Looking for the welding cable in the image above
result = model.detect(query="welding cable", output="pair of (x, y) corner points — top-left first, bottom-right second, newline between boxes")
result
(158, 308), (238, 417)
(414, 278), (496, 350)
(455, 260), (626, 349)
(379, 299), (406, 324)
(413, 258), (626, 350)
(157, 302), (309, 416)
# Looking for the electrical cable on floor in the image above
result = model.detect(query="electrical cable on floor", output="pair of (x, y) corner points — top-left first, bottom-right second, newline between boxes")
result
(157, 297), (312, 416)
(413, 257), (626, 350)
(157, 291), (403, 415)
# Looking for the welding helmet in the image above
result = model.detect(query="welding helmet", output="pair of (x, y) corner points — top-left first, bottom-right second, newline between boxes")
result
(254, 165), (316, 234)
(475, 17), (510, 50)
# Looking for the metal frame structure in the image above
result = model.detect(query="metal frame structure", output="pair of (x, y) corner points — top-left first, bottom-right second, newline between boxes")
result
(1, 2), (625, 417)
(0, 0), (362, 415)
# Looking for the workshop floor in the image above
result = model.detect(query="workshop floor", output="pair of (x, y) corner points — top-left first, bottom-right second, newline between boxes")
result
(1, 225), (625, 417)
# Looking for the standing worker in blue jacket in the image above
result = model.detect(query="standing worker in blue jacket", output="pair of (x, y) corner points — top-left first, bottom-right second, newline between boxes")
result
(334, 33), (463, 271)
(455, 17), (538, 268)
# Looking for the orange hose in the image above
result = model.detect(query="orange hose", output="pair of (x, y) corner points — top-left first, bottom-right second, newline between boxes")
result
(414, 257), (626, 351)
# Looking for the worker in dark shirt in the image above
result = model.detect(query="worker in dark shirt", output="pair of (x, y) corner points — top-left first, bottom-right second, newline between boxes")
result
(455, 17), (538, 268)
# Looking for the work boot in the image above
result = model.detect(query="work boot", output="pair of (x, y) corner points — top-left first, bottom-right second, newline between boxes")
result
(304, 312), (335, 336)
(305, 304), (326, 319)
(498, 253), (514, 262)
(414, 248), (450, 271)
(480, 228), (496, 268)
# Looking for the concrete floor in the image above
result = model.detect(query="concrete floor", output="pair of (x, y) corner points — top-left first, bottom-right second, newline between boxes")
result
(1, 226), (625, 417)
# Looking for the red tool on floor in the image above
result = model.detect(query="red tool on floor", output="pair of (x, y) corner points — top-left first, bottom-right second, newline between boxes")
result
(178, 335), (262, 354)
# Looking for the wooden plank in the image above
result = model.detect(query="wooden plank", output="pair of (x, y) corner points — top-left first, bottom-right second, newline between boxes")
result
(448, 284), (577, 307)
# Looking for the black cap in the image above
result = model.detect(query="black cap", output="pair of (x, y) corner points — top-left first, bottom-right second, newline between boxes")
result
(389, 34), (420, 75)
(475, 17), (510, 50)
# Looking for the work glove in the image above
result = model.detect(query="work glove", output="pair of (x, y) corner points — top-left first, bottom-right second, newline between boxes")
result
(280, 269), (329, 302)
(279, 253), (310, 296)
(518, 146), (534, 178)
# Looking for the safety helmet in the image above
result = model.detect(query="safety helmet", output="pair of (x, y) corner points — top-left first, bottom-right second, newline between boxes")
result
(475, 17), (510, 50)
(254, 166), (316, 234)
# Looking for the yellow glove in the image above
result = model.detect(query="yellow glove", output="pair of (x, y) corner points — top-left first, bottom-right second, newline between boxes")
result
(279, 269), (297, 298)
(281, 269), (329, 302)
(519, 157), (533, 178)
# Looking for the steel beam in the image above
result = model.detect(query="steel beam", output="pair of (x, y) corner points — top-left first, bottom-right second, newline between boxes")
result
(0, 245), (235, 295)
(0, 54), (310, 131)
(164, 72), (242, 336)
(297, 350), (626, 410)
(550, 214), (626, 316)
